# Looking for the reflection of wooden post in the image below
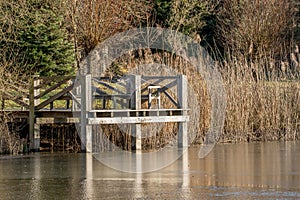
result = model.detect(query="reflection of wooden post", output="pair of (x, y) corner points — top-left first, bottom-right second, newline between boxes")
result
(177, 75), (188, 148)
(130, 75), (141, 150)
(85, 154), (94, 198)
(182, 150), (189, 188)
(31, 155), (41, 199)
(29, 76), (40, 151)
(134, 157), (143, 198)
(81, 74), (93, 152)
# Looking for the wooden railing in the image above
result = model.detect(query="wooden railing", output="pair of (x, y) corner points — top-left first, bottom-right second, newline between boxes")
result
(1, 76), (75, 111)
(1, 75), (189, 152)
(1, 75), (181, 112)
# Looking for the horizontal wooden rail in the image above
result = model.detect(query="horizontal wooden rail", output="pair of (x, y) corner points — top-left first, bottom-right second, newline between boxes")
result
(89, 108), (189, 112)
(36, 117), (79, 124)
(142, 76), (178, 80)
(93, 79), (126, 95)
(34, 77), (71, 99)
(88, 115), (189, 124)
(89, 108), (189, 118)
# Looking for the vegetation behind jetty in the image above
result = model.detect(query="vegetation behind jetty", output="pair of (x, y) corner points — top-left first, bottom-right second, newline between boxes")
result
(0, 0), (299, 153)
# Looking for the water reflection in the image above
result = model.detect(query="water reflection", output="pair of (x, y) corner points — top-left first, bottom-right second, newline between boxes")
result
(30, 155), (41, 199)
(93, 147), (188, 173)
(189, 142), (300, 190)
(85, 154), (93, 199)
(0, 141), (299, 199)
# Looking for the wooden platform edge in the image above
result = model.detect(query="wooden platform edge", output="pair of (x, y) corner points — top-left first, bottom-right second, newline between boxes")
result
(88, 116), (189, 124)
(36, 117), (79, 124)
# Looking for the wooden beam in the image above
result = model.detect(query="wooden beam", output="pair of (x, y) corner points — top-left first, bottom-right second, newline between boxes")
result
(89, 108), (188, 118)
(69, 91), (81, 108)
(142, 76), (178, 80)
(130, 75), (142, 150)
(141, 79), (177, 98)
(81, 74), (93, 152)
(94, 94), (131, 99)
(35, 83), (74, 110)
(93, 87), (109, 96)
(141, 79), (164, 93)
(29, 77), (37, 151)
(33, 76), (74, 90)
(1, 94), (4, 110)
(89, 108), (189, 113)
(93, 79), (126, 95)
(177, 75), (188, 148)
(36, 117), (79, 124)
(88, 116), (189, 124)
(163, 91), (178, 107)
(35, 110), (74, 118)
(159, 80), (177, 92)
(34, 77), (71, 100)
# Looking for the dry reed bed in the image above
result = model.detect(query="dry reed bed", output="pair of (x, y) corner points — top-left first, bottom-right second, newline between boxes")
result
(221, 58), (300, 143)
(94, 50), (300, 152)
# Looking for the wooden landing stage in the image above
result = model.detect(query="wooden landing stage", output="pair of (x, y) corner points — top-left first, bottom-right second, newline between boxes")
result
(2, 74), (189, 152)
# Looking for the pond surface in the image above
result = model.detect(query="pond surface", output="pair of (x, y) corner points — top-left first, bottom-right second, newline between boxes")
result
(0, 141), (300, 199)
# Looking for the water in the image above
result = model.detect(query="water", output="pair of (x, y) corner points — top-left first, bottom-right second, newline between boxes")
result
(0, 141), (300, 199)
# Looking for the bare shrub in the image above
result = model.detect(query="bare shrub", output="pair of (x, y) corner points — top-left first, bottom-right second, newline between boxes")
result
(0, 44), (29, 154)
(66, 0), (153, 65)
(0, 113), (26, 154)
(217, 0), (296, 61)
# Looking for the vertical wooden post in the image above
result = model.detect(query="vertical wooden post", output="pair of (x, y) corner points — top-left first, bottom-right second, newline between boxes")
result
(72, 84), (81, 111)
(130, 75), (141, 150)
(1, 93), (4, 110)
(177, 75), (188, 148)
(81, 74), (93, 152)
(29, 76), (40, 151)
(112, 96), (116, 109)
(29, 85), (34, 151)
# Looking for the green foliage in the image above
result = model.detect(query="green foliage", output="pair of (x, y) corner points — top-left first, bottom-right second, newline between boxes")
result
(293, 1), (300, 43)
(152, 0), (217, 49)
(0, 0), (75, 76)
(152, 0), (172, 27)
(168, 1), (210, 33)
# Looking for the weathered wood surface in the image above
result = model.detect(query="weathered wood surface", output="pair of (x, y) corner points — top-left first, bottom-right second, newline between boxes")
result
(130, 75), (142, 150)
(36, 117), (79, 124)
(177, 75), (188, 147)
(2, 74), (189, 152)
(88, 116), (189, 124)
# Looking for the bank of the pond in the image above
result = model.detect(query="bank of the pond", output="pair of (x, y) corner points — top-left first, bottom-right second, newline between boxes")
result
(0, 126), (299, 155)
